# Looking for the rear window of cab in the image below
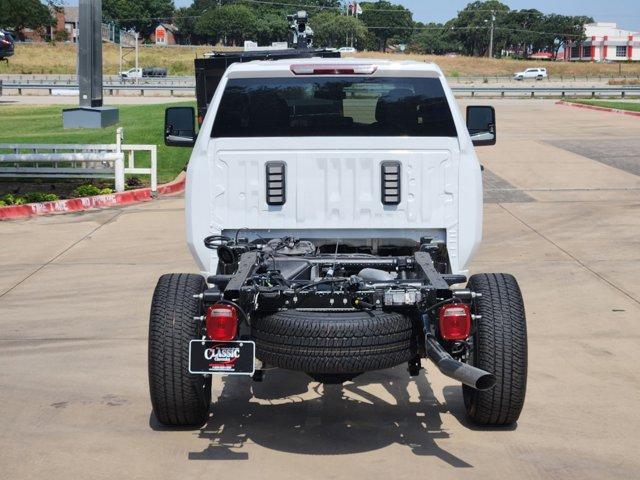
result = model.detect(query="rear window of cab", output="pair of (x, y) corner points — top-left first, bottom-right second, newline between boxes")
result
(211, 76), (457, 138)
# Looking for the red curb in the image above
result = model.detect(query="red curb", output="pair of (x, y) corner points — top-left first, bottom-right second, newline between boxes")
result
(556, 100), (640, 118)
(0, 174), (185, 221)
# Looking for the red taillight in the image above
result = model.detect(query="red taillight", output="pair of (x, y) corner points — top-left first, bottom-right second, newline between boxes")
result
(438, 304), (471, 341)
(290, 64), (377, 75)
(205, 304), (238, 341)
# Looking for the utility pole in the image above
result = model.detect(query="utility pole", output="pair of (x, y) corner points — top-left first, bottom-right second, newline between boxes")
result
(488, 10), (495, 58)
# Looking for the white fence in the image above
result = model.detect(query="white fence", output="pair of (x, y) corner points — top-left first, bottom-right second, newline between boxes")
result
(0, 128), (157, 194)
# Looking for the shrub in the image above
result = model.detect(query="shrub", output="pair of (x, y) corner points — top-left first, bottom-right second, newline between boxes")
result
(0, 200), (6, 207)
(23, 192), (59, 203)
(1, 192), (59, 205)
(99, 187), (113, 195)
(126, 176), (143, 187)
(53, 29), (69, 43)
(72, 184), (102, 198)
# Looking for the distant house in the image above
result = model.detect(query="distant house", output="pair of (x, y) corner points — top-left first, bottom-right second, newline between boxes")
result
(565, 22), (640, 62)
(20, 6), (78, 42)
(151, 24), (181, 46)
(59, 6), (79, 43)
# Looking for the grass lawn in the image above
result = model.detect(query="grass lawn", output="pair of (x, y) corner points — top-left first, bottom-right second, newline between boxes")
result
(0, 102), (194, 184)
(566, 100), (640, 112)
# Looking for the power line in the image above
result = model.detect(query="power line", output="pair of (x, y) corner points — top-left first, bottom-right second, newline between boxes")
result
(238, 0), (409, 13)
(234, 0), (336, 10)
(494, 27), (584, 38)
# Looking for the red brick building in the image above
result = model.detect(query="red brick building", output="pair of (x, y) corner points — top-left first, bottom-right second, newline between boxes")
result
(150, 24), (181, 46)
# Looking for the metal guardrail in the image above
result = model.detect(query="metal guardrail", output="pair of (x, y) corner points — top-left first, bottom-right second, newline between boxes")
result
(454, 86), (640, 98)
(0, 77), (195, 87)
(453, 74), (640, 83)
(2, 73), (640, 83)
(0, 128), (157, 193)
(2, 82), (640, 98)
(2, 83), (194, 95)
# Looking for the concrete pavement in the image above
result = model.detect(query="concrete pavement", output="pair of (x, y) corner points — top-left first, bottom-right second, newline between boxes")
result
(1, 99), (639, 479)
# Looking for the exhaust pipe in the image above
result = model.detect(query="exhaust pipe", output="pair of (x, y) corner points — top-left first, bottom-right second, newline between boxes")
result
(426, 335), (496, 391)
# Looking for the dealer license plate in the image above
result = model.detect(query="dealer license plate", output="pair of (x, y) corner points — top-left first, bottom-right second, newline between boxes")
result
(189, 340), (255, 375)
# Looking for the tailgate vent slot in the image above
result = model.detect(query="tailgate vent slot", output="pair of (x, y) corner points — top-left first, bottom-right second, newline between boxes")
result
(266, 162), (286, 206)
(381, 161), (401, 205)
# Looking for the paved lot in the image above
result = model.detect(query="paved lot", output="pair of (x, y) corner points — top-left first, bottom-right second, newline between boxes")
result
(1, 99), (639, 479)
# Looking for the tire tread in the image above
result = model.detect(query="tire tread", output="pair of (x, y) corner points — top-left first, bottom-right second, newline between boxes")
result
(148, 273), (211, 427)
(463, 273), (527, 425)
(252, 310), (416, 374)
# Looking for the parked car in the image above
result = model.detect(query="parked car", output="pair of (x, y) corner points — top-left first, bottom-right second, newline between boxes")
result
(151, 55), (528, 429)
(119, 67), (167, 79)
(338, 46), (357, 53)
(513, 67), (548, 80)
(0, 30), (15, 60)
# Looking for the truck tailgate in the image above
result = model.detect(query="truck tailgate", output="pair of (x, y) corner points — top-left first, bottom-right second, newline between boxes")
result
(211, 148), (459, 231)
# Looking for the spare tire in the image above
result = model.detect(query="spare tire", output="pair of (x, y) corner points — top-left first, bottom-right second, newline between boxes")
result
(252, 309), (417, 374)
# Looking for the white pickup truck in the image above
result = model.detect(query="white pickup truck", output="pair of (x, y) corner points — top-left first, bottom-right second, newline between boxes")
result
(118, 67), (167, 79)
(150, 58), (527, 429)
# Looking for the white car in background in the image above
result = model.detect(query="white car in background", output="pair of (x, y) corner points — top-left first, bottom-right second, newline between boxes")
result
(513, 67), (548, 80)
(338, 46), (357, 53)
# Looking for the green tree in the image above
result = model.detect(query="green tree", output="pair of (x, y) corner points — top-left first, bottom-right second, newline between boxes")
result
(53, 28), (69, 43)
(311, 11), (368, 49)
(0, 0), (56, 40)
(445, 2), (593, 59)
(255, 13), (289, 45)
(448, 0), (510, 57)
(173, 7), (196, 44)
(174, 0), (344, 46)
(409, 23), (458, 55)
(173, 0), (217, 44)
(360, 1), (413, 52)
(195, 4), (258, 46)
(502, 9), (544, 57)
(102, 0), (175, 38)
(538, 14), (593, 58)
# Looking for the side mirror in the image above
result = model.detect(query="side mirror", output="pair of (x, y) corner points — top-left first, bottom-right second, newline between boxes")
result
(165, 106), (196, 147)
(466, 106), (496, 146)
